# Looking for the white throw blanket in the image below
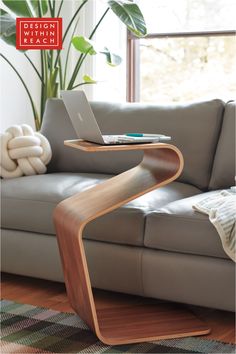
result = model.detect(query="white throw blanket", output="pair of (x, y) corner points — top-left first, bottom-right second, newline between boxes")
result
(0, 124), (52, 179)
(193, 190), (236, 262)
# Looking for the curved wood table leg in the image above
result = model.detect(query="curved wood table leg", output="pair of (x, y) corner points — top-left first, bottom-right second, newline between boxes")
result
(53, 141), (210, 345)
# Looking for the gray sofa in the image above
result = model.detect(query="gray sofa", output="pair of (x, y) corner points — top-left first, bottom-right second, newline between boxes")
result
(1, 98), (235, 312)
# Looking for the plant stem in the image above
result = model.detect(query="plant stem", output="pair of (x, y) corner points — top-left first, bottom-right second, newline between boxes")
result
(52, 0), (56, 17)
(67, 7), (110, 90)
(40, 51), (45, 121)
(62, 0), (88, 43)
(44, 50), (48, 97)
(89, 8), (110, 40)
(58, 56), (63, 90)
(0, 53), (40, 130)
(37, 0), (44, 125)
(49, 49), (54, 72)
(71, 82), (95, 90)
(40, 50), (48, 120)
(54, 0), (88, 69)
(24, 53), (43, 83)
(66, 52), (84, 90)
(63, 16), (80, 89)
(38, 0), (42, 17)
(57, 0), (64, 17)
(48, 0), (53, 16)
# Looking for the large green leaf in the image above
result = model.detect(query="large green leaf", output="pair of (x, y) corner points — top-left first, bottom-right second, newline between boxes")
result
(40, 0), (48, 15)
(108, 0), (147, 37)
(30, 0), (48, 16)
(0, 9), (15, 35)
(71, 36), (97, 55)
(0, 31), (16, 47)
(0, 9), (16, 47)
(2, 0), (48, 17)
(100, 47), (122, 66)
(83, 75), (97, 84)
(2, 0), (34, 17)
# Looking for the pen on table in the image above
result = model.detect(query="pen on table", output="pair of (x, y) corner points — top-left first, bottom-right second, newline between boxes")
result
(125, 133), (166, 137)
(125, 133), (171, 141)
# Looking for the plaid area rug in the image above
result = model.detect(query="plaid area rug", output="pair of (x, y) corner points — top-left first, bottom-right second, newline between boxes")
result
(1, 300), (235, 354)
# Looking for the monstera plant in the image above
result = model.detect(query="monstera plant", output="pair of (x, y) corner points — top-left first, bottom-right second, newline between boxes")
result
(0, 0), (146, 130)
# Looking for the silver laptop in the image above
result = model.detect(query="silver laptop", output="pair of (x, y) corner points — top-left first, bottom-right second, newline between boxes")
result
(61, 90), (171, 145)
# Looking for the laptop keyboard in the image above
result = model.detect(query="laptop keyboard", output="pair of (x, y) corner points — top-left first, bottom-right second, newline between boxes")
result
(103, 135), (127, 144)
(102, 134), (171, 144)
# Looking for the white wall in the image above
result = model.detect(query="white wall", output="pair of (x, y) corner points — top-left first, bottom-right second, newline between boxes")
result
(0, 44), (40, 132)
(92, 1), (127, 102)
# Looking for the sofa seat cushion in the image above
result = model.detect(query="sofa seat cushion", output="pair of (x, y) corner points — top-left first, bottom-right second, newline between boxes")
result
(145, 191), (229, 260)
(1, 173), (201, 247)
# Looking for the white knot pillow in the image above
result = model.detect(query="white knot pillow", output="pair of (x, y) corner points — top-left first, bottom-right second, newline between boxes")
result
(0, 124), (52, 179)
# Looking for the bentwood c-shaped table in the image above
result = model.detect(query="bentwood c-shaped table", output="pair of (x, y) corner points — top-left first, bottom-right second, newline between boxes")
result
(53, 140), (210, 345)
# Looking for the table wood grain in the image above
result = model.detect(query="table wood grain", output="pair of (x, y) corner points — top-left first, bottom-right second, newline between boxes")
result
(53, 140), (210, 345)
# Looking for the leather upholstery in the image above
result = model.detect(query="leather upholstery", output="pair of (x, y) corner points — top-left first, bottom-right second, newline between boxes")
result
(142, 248), (235, 311)
(209, 101), (235, 189)
(1, 173), (200, 246)
(1, 229), (234, 311)
(41, 98), (225, 190)
(145, 191), (230, 259)
(2, 98), (235, 312)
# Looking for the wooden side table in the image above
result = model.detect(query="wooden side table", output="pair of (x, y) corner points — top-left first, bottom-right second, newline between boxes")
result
(53, 140), (210, 345)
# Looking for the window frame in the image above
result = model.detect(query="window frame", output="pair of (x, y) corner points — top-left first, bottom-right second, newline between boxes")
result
(127, 29), (236, 102)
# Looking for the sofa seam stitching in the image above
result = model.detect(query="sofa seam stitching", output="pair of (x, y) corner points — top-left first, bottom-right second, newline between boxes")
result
(143, 244), (227, 260)
(1, 197), (58, 204)
(146, 213), (209, 222)
(140, 248), (145, 297)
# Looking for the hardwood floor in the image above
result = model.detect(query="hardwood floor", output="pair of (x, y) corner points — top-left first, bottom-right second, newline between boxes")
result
(1, 272), (235, 344)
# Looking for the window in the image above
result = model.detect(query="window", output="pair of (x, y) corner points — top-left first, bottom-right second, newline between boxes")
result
(128, 0), (236, 103)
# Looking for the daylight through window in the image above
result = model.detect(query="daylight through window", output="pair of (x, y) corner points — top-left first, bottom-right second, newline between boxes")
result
(127, 0), (236, 103)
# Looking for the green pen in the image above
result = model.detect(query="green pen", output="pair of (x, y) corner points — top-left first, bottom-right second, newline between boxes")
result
(125, 133), (166, 137)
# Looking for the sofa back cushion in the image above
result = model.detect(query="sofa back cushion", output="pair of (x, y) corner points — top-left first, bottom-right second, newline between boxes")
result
(41, 98), (224, 190)
(209, 101), (235, 190)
